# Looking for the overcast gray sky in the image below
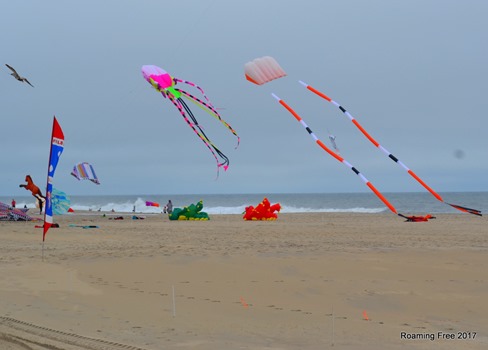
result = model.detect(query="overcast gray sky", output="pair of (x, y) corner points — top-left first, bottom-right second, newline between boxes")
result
(2, 0), (487, 196)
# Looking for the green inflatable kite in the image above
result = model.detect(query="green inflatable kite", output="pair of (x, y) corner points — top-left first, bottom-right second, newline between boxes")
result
(169, 200), (209, 221)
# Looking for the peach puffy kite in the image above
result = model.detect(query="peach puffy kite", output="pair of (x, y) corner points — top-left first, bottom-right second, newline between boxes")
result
(244, 56), (286, 85)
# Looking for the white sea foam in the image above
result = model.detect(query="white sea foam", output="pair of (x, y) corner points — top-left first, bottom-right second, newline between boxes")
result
(10, 198), (385, 215)
(5, 192), (486, 215)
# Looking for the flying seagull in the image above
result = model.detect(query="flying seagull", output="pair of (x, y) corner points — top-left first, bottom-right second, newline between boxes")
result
(5, 64), (34, 87)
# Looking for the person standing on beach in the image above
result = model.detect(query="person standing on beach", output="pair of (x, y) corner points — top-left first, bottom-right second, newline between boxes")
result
(166, 200), (173, 214)
(11, 199), (16, 208)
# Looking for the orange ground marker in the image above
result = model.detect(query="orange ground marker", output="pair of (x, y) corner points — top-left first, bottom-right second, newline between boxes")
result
(363, 310), (370, 321)
(240, 296), (249, 308)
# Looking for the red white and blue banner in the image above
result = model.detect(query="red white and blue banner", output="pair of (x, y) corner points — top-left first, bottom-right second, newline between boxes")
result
(43, 116), (65, 241)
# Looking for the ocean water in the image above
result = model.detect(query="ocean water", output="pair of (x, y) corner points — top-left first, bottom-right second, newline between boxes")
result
(2, 192), (487, 215)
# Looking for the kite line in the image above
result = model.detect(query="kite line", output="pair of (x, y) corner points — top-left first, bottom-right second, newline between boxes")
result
(298, 81), (482, 217)
(271, 92), (413, 219)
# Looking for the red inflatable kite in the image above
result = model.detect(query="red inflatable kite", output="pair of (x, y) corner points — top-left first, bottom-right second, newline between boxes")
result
(404, 214), (436, 222)
(243, 197), (281, 221)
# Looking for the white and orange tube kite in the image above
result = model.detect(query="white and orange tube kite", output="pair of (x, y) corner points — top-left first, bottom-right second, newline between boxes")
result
(272, 93), (409, 218)
(298, 81), (481, 217)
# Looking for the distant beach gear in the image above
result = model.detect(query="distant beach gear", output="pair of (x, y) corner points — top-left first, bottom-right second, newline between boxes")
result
(145, 201), (160, 207)
(243, 197), (281, 221)
(0, 201), (34, 221)
(68, 224), (99, 229)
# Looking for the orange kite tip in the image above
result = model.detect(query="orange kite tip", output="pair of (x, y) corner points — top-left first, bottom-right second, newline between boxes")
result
(245, 74), (261, 85)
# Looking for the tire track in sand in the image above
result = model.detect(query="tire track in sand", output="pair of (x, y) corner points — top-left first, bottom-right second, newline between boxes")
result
(0, 316), (148, 350)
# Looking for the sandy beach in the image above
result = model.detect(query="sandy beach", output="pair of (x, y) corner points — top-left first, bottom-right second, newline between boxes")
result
(0, 211), (487, 349)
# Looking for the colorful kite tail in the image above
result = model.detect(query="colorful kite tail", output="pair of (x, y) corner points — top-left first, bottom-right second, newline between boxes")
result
(446, 203), (482, 216)
(169, 95), (229, 174)
(174, 78), (213, 106)
(177, 88), (240, 148)
(177, 97), (230, 168)
(299, 81), (482, 217)
(272, 93), (408, 219)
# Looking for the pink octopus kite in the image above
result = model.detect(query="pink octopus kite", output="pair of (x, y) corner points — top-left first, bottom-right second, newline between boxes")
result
(142, 65), (239, 176)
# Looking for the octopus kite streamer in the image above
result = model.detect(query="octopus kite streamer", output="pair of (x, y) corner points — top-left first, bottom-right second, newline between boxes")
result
(141, 65), (240, 176)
